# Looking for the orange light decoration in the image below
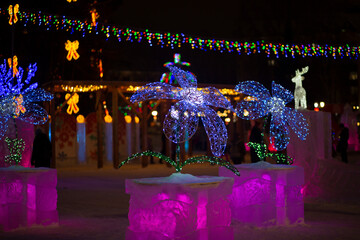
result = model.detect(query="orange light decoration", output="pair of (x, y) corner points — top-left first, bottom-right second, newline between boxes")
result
(98, 59), (103, 78)
(13, 94), (26, 118)
(65, 93), (80, 114)
(125, 115), (132, 124)
(7, 56), (19, 77)
(67, 0), (77, 2)
(8, 4), (19, 25)
(104, 109), (112, 123)
(65, 40), (80, 61)
(76, 114), (85, 123)
(90, 9), (99, 27)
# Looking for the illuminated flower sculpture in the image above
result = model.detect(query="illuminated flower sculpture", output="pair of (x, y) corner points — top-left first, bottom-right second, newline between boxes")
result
(235, 81), (309, 163)
(120, 65), (239, 175)
(0, 59), (53, 165)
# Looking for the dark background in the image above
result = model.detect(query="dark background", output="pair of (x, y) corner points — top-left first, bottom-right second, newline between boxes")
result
(1, 0), (360, 109)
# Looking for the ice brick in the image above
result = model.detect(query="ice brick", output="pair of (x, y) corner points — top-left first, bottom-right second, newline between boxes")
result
(0, 166), (58, 231)
(219, 161), (304, 226)
(125, 173), (233, 238)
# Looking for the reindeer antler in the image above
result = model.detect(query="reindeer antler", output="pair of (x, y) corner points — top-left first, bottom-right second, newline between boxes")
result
(296, 66), (309, 76)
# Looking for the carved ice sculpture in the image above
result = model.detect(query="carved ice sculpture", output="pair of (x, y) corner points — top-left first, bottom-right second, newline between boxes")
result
(219, 162), (304, 226)
(125, 173), (233, 239)
(292, 66), (309, 109)
(0, 166), (58, 231)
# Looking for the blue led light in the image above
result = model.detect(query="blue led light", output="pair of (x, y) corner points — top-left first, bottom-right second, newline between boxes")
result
(131, 66), (233, 157)
(0, 60), (54, 139)
(235, 81), (309, 151)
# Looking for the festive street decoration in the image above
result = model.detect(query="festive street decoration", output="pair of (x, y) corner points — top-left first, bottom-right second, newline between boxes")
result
(67, 0), (77, 2)
(120, 65), (238, 175)
(4, 137), (25, 165)
(8, 4), (19, 25)
(65, 40), (80, 61)
(90, 8), (99, 27)
(0, 59), (53, 166)
(65, 93), (79, 114)
(7, 55), (19, 77)
(160, 53), (192, 84)
(131, 65), (233, 156)
(0, 59), (53, 140)
(235, 81), (309, 153)
(1, 8), (359, 59)
(292, 67), (309, 109)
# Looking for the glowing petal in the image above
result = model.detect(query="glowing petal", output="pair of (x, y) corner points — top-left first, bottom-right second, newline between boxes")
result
(201, 87), (233, 110)
(163, 101), (199, 143)
(270, 114), (290, 151)
(19, 103), (49, 125)
(167, 66), (197, 88)
(272, 81), (294, 105)
(284, 107), (309, 140)
(22, 89), (53, 102)
(130, 82), (181, 103)
(201, 107), (227, 157)
(235, 81), (271, 100)
(235, 100), (268, 120)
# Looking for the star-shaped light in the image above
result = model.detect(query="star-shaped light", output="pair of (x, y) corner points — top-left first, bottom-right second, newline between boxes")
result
(235, 81), (309, 151)
(131, 66), (233, 157)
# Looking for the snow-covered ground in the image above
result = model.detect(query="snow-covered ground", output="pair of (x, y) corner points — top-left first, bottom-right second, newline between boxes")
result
(1, 157), (360, 240)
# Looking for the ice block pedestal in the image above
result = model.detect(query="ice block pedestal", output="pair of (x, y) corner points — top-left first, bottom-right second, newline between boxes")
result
(125, 173), (233, 239)
(0, 166), (58, 231)
(219, 161), (304, 226)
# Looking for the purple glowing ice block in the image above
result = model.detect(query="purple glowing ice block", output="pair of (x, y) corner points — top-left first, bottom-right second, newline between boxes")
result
(0, 166), (58, 231)
(125, 173), (233, 239)
(219, 161), (304, 226)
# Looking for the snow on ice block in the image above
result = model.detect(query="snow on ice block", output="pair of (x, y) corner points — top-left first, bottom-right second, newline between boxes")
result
(125, 173), (234, 239)
(219, 161), (304, 226)
(0, 166), (58, 231)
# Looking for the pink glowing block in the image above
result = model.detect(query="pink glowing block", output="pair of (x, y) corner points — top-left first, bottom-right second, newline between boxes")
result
(219, 161), (304, 226)
(0, 166), (58, 231)
(126, 173), (234, 239)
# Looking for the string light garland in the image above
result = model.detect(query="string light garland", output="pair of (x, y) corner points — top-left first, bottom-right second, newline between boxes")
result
(247, 142), (293, 165)
(4, 137), (25, 165)
(0, 8), (358, 59)
(235, 81), (309, 151)
(119, 150), (240, 176)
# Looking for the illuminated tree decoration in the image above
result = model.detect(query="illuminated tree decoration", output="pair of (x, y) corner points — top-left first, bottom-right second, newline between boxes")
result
(160, 53), (192, 84)
(65, 40), (80, 61)
(0, 59), (53, 140)
(235, 81), (309, 151)
(8, 4), (19, 25)
(7, 55), (19, 77)
(65, 93), (79, 114)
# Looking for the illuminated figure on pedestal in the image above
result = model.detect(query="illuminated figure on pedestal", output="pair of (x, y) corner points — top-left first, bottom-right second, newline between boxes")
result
(292, 66), (309, 109)
(235, 81), (309, 163)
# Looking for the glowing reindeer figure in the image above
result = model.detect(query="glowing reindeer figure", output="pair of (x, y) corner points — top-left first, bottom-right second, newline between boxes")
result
(292, 66), (309, 109)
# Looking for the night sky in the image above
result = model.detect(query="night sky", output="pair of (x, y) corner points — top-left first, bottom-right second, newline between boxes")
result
(1, 0), (360, 107)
